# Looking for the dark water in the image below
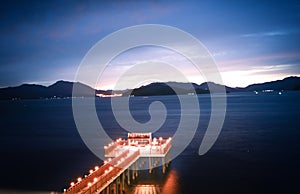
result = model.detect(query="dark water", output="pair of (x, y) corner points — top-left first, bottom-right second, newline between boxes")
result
(0, 92), (299, 193)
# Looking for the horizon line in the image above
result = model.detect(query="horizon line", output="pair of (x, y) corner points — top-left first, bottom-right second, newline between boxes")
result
(1, 75), (299, 91)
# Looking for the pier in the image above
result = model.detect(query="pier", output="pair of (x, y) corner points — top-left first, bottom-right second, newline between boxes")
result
(64, 133), (172, 194)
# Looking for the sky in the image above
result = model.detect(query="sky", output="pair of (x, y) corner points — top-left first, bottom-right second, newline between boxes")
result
(0, 0), (300, 90)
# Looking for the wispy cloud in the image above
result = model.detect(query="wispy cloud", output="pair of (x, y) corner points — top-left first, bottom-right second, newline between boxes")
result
(241, 28), (300, 38)
(219, 52), (300, 67)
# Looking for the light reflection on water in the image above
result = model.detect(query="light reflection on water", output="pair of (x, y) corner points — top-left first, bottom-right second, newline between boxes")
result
(161, 170), (180, 194)
(132, 169), (180, 194)
(133, 185), (160, 194)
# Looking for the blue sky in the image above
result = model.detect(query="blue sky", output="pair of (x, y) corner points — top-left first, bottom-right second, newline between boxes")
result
(0, 0), (300, 89)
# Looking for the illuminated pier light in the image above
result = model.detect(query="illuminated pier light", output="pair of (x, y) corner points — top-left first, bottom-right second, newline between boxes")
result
(64, 132), (172, 194)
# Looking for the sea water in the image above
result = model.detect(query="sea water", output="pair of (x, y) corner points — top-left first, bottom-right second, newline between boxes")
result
(0, 91), (299, 193)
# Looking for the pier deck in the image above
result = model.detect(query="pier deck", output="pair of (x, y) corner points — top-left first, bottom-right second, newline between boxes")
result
(64, 133), (172, 194)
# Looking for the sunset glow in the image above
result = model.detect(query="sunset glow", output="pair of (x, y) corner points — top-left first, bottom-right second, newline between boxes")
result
(0, 1), (299, 89)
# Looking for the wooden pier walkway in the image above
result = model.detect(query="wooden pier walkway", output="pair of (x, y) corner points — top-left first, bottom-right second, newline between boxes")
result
(64, 133), (171, 194)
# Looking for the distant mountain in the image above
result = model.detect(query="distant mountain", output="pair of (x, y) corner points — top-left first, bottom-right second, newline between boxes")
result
(123, 82), (236, 96)
(242, 76), (300, 91)
(48, 81), (95, 97)
(0, 81), (95, 100)
(122, 82), (209, 96)
(0, 84), (48, 100)
(0, 76), (299, 99)
(197, 82), (240, 92)
(123, 81), (239, 96)
(124, 76), (300, 96)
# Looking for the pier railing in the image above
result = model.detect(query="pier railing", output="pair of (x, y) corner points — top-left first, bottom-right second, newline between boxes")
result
(65, 149), (140, 194)
(64, 135), (172, 193)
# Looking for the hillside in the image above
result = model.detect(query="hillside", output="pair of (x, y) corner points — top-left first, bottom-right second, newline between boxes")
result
(0, 76), (299, 99)
(0, 81), (95, 100)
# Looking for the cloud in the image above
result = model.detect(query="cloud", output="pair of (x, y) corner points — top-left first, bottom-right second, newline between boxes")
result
(96, 46), (201, 90)
(241, 28), (300, 38)
(1, 1), (300, 89)
(218, 52), (300, 67)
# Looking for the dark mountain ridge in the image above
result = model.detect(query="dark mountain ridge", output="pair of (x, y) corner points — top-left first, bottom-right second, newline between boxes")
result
(0, 76), (299, 99)
(0, 81), (95, 100)
(243, 76), (300, 91)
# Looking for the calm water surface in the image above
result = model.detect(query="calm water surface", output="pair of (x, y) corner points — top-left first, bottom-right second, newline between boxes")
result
(0, 92), (299, 193)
